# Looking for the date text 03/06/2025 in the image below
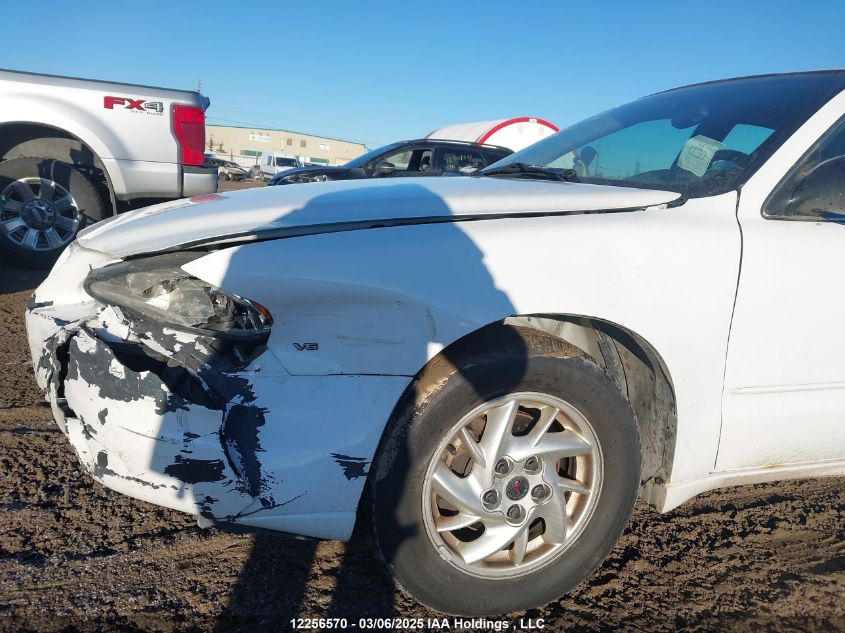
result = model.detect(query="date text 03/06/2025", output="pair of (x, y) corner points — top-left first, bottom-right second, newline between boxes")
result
(289, 617), (546, 630)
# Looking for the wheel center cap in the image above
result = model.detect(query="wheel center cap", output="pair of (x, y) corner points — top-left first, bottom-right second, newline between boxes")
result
(505, 475), (529, 501)
(21, 199), (56, 230)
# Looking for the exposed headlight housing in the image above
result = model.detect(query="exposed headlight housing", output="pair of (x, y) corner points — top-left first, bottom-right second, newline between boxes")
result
(84, 253), (272, 340)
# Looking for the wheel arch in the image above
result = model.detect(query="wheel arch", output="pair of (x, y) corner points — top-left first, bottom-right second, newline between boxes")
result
(373, 314), (678, 510)
(0, 121), (117, 214)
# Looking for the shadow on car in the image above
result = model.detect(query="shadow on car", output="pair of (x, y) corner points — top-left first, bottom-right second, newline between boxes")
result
(195, 184), (521, 625)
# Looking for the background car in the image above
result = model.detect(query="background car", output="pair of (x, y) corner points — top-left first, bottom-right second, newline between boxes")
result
(203, 156), (247, 181)
(247, 164), (262, 181)
(220, 160), (247, 181)
(259, 152), (302, 181)
(267, 139), (512, 185)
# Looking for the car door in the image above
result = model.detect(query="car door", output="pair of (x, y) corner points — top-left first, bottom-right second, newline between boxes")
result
(719, 102), (845, 471)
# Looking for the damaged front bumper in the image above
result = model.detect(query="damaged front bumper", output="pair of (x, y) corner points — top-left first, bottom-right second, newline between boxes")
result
(26, 245), (411, 540)
(31, 303), (284, 521)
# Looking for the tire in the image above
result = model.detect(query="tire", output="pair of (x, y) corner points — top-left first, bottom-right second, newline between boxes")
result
(0, 157), (106, 269)
(371, 326), (641, 616)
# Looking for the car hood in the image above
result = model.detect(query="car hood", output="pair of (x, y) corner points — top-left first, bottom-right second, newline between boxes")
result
(77, 176), (681, 258)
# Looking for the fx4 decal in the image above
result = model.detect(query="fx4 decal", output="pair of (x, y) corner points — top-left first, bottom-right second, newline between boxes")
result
(104, 96), (164, 115)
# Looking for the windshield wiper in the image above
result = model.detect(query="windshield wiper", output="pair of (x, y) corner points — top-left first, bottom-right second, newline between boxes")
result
(480, 162), (579, 182)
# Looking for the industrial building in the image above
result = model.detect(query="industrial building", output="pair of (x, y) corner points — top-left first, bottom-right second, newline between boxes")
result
(205, 124), (368, 168)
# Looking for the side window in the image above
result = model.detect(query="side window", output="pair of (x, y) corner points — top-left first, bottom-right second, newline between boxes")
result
(765, 118), (845, 220)
(380, 149), (414, 171)
(440, 148), (486, 173)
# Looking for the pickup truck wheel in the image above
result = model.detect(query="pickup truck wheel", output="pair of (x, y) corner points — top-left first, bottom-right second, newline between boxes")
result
(0, 157), (105, 269)
(372, 342), (641, 616)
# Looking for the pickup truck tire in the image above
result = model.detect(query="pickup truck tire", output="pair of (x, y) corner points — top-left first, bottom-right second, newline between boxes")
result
(372, 339), (641, 616)
(0, 157), (105, 269)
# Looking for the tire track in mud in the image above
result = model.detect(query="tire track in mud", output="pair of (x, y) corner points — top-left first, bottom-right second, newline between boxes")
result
(1, 266), (843, 631)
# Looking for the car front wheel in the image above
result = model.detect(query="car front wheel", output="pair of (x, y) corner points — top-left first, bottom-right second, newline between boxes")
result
(0, 157), (105, 269)
(372, 328), (641, 615)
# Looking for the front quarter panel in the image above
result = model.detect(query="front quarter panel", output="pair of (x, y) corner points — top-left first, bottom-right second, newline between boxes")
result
(185, 192), (741, 491)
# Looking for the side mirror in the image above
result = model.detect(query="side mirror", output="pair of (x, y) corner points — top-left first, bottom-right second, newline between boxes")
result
(374, 161), (396, 175)
(789, 155), (845, 218)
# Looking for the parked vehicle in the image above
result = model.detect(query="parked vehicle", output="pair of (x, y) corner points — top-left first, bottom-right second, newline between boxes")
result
(25, 71), (845, 616)
(221, 161), (247, 181)
(258, 151), (301, 181)
(267, 139), (512, 185)
(204, 156), (247, 181)
(247, 165), (262, 181)
(0, 68), (216, 267)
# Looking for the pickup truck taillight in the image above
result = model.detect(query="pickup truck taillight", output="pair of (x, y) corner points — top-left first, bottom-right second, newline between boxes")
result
(172, 105), (205, 166)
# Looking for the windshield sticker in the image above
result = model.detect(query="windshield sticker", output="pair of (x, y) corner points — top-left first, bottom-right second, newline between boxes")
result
(677, 135), (723, 177)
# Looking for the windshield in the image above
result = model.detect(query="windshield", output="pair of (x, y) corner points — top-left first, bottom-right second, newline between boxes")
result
(484, 72), (845, 198)
(343, 141), (406, 168)
(276, 158), (298, 167)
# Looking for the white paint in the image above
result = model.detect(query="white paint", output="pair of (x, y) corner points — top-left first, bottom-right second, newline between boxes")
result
(77, 176), (680, 258)
(650, 458), (845, 512)
(186, 193), (740, 491)
(238, 372), (412, 539)
(719, 87), (845, 471)
(427, 342), (445, 358)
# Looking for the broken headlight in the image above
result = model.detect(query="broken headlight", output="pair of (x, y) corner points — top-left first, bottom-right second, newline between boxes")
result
(84, 253), (272, 339)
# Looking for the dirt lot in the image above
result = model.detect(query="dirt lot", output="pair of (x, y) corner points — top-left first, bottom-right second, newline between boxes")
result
(1, 225), (843, 631)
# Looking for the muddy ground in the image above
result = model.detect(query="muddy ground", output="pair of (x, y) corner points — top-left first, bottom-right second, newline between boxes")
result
(0, 195), (843, 631)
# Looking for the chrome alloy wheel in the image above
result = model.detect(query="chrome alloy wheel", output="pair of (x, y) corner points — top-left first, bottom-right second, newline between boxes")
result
(421, 392), (604, 579)
(0, 177), (80, 251)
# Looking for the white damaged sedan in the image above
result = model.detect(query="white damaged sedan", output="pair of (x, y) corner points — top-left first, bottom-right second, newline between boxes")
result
(26, 71), (845, 615)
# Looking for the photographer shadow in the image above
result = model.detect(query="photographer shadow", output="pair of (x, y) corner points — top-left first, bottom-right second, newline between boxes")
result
(167, 180), (523, 628)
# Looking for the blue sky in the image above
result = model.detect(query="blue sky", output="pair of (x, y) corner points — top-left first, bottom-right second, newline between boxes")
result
(2, 1), (843, 148)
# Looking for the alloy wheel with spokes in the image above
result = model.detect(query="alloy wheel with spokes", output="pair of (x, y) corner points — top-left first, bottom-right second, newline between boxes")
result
(0, 176), (80, 251)
(422, 392), (603, 578)
(372, 331), (641, 615)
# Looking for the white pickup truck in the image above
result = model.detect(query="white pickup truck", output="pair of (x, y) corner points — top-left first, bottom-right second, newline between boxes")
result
(0, 68), (217, 267)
